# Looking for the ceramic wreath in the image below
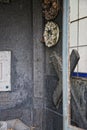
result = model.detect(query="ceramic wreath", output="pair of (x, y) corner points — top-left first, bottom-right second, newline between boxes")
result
(43, 21), (59, 47)
(42, 0), (60, 20)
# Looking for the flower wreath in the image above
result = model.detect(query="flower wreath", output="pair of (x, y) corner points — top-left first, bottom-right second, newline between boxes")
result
(43, 21), (59, 47)
(42, 0), (60, 20)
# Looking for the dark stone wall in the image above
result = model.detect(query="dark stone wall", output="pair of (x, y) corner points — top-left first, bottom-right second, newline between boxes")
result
(0, 0), (33, 126)
(32, 0), (63, 129)
(0, 0), (63, 130)
(43, 0), (63, 130)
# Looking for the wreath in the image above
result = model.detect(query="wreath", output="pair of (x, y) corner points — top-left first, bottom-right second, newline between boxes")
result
(42, 0), (60, 20)
(43, 21), (59, 47)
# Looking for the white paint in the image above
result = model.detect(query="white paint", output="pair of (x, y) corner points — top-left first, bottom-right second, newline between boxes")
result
(0, 51), (11, 91)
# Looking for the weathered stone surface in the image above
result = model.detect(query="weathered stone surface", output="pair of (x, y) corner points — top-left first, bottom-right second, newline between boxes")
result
(71, 77), (87, 129)
(0, 121), (7, 130)
(50, 52), (62, 107)
(50, 50), (87, 129)
(70, 49), (80, 76)
(0, 0), (33, 126)
(33, 0), (44, 98)
(0, 0), (63, 130)
(51, 50), (80, 107)
(6, 119), (30, 130)
(44, 75), (63, 130)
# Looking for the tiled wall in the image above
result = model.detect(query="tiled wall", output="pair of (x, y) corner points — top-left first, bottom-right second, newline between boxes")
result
(70, 0), (87, 73)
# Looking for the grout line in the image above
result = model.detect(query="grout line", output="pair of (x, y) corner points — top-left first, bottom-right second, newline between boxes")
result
(69, 45), (87, 48)
(70, 16), (87, 23)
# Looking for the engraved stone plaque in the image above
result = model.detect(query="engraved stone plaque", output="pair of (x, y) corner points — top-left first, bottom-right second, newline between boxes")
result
(0, 51), (11, 91)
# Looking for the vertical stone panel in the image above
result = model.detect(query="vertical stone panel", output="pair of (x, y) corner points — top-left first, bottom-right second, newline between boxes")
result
(33, 0), (44, 130)
(33, 0), (44, 98)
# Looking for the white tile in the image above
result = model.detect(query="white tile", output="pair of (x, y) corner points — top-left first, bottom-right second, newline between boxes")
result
(79, 18), (87, 46)
(79, 0), (87, 18)
(78, 47), (87, 73)
(70, 0), (78, 21)
(69, 47), (78, 72)
(70, 22), (78, 47)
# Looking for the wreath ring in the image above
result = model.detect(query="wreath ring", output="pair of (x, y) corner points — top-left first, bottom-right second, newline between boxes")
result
(42, 0), (60, 20)
(43, 21), (59, 47)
